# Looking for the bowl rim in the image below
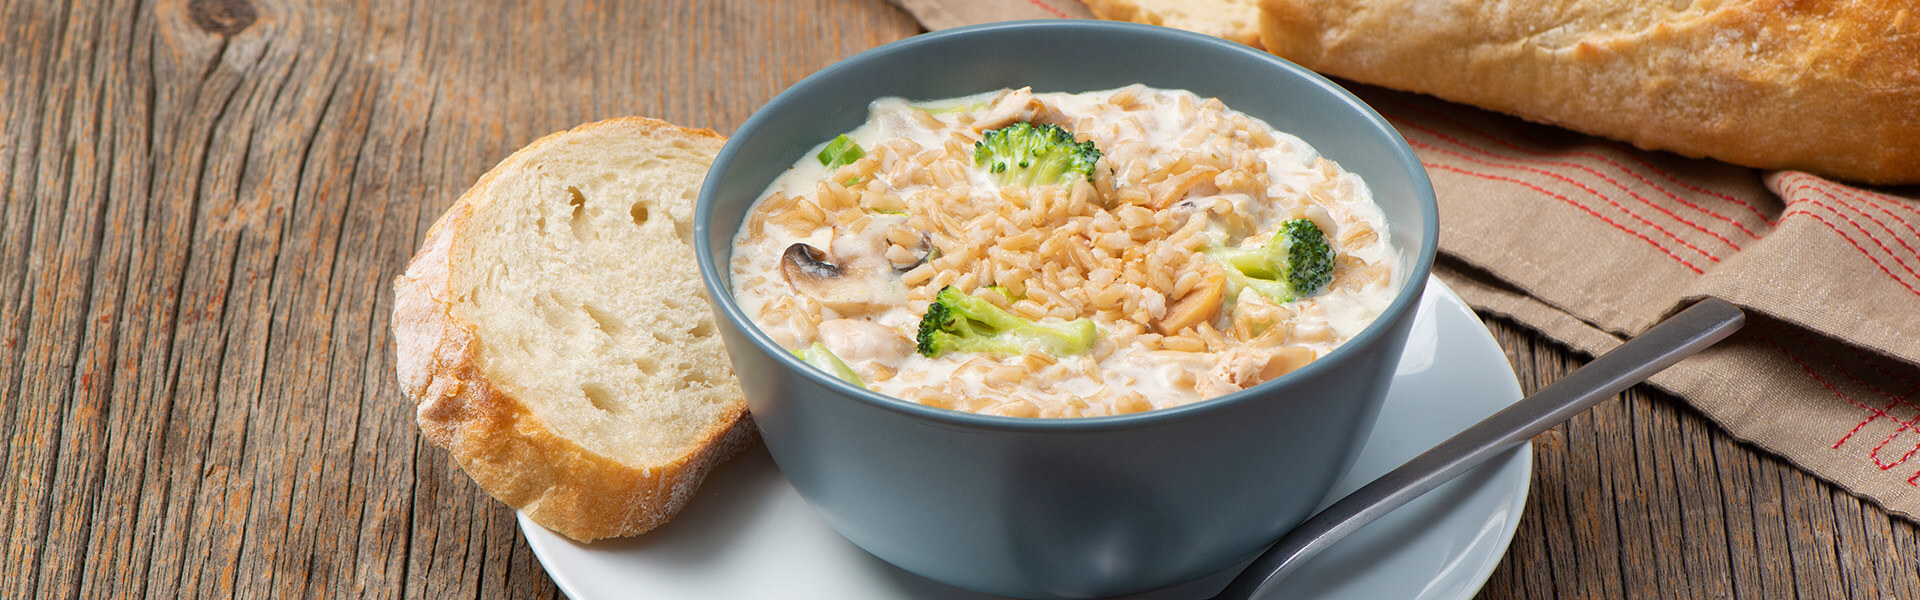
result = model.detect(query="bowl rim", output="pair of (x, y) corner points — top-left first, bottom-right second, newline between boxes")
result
(695, 19), (1439, 433)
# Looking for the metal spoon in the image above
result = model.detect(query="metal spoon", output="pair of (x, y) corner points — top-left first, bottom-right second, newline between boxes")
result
(1210, 297), (1746, 600)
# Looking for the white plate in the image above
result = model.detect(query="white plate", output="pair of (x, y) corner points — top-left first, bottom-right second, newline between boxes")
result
(521, 278), (1530, 599)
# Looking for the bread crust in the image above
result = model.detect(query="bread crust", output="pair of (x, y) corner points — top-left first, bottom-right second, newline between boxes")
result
(1085, 0), (1264, 48)
(392, 117), (752, 542)
(1259, 0), (1920, 185)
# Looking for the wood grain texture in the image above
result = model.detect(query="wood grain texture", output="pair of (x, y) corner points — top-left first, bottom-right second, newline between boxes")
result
(0, 0), (1914, 598)
(1475, 316), (1920, 599)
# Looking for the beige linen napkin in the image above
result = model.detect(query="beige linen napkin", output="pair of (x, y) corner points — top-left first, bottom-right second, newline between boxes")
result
(884, 1), (1920, 521)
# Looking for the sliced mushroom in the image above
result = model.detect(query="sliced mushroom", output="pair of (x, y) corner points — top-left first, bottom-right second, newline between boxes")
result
(784, 243), (841, 278)
(782, 242), (881, 315)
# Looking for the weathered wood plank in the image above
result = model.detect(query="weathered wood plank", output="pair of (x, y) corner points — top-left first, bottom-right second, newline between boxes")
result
(313, 16), (448, 600)
(2, 3), (142, 600)
(1829, 491), (1894, 599)
(1668, 385), (1737, 598)
(36, 1), (136, 595)
(1618, 387), (1720, 596)
(70, 2), (170, 598)
(1782, 467), (1849, 599)
(1895, 513), (1920, 599)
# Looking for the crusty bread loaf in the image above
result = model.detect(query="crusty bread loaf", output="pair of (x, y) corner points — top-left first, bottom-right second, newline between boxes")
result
(1085, 0), (1263, 48)
(392, 117), (751, 542)
(1258, 0), (1920, 185)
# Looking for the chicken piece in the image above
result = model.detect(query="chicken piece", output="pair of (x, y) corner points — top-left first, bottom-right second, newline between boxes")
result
(971, 88), (1042, 131)
(817, 318), (917, 370)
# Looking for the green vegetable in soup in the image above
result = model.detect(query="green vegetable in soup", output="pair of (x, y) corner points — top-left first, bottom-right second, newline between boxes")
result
(1207, 218), (1336, 302)
(916, 286), (1098, 358)
(972, 122), (1102, 187)
(794, 342), (866, 388)
(817, 135), (866, 184)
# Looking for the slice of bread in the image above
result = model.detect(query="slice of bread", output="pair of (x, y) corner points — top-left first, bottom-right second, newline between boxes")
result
(392, 117), (752, 542)
(1084, 0), (1264, 48)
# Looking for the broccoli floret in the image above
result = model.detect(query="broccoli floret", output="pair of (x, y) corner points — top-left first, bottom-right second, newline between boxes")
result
(916, 286), (1099, 358)
(793, 342), (866, 388)
(972, 122), (1102, 187)
(1208, 218), (1336, 302)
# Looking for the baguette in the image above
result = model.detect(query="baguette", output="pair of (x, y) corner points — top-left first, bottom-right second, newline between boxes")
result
(1259, 0), (1920, 185)
(392, 117), (752, 542)
(1083, 0), (1263, 48)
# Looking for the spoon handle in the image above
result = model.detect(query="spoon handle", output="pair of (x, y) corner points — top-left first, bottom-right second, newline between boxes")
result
(1212, 297), (1746, 600)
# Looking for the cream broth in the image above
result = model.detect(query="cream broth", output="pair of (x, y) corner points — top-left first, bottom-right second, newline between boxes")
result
(731, 86), (1400, 417)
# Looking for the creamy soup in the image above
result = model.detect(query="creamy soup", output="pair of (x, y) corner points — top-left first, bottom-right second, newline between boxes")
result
(730, 86), (1399, 417)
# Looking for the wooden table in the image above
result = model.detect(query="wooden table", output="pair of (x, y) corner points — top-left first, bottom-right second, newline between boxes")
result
(7, 0), (1916, 597)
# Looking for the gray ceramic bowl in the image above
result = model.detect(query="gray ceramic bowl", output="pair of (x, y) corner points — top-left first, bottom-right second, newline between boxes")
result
(695, 20), (1437, 599)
